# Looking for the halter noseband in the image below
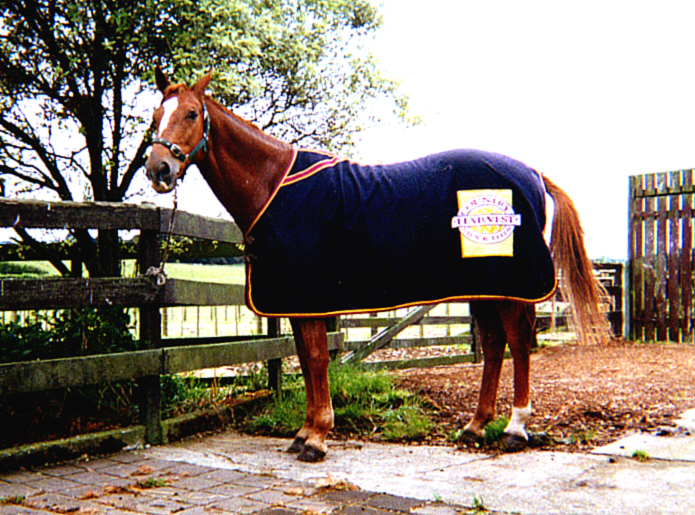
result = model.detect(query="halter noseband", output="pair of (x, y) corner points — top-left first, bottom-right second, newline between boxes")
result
(152, 101), (210, 165)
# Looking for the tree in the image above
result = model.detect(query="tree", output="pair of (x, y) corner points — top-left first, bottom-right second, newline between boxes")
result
(0, 0), (406, 277)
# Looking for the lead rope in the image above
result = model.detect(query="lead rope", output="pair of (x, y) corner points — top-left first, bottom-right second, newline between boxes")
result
(145, 186), (178, 286)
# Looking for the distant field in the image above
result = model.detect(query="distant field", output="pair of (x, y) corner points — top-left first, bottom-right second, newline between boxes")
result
(164, 262), (245, 284)
(0, 261), (245, 283)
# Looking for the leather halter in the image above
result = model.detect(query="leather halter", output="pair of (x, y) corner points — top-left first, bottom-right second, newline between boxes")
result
(152, 101), (210, 166)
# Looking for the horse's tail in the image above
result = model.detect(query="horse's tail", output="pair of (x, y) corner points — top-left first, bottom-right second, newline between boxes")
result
(543, 176), (612, 344)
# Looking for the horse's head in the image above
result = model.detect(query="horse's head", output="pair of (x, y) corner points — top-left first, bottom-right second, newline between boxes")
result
(145, 67), (212, 193)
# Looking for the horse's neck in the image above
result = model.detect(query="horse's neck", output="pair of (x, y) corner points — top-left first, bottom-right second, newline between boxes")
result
(198, 99), (293, 234)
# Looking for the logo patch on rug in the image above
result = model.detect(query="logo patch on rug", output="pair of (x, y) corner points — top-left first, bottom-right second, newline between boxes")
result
(452, 189), (521, 257)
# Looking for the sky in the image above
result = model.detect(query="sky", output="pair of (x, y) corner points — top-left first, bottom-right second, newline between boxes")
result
(156, 1), (695, 261)
(353, 0), (695, 260)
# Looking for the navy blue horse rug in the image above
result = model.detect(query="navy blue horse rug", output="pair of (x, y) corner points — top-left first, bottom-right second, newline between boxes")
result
(245, 148), (556, 317)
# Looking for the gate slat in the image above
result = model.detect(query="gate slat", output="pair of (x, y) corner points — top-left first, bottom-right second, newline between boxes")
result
(630, 175), (644, 341)
(667, 171), (681, 341)
(681, 170), (693, 341)
(643, 174), (656, 341)
(655, 173), (668, 341)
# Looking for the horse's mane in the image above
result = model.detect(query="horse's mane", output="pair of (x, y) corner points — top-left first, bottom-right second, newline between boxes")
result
(163, 82), (265, 135)
(204, 95), (265, 135)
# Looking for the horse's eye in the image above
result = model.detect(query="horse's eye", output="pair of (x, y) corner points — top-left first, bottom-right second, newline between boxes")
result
(186, 110), (198, 121)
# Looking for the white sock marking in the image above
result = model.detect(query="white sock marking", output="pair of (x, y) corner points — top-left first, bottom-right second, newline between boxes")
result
(505, 403), (532, 440)
(157, 97), (179, 137)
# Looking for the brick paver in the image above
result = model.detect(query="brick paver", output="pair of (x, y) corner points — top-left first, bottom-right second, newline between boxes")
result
(0, 450), (481, 515)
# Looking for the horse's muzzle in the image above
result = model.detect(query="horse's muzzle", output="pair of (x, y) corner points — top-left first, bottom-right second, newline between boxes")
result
(145, 152), (180, 193)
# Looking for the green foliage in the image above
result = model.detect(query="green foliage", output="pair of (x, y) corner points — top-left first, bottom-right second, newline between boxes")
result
(1, 0), (405, 205)
(1, 0), (407, 278)
(0, 307), (137, 364)
(0, 495), (25, 505)
(136, 477), (169, 489)
(0, 262), (50, 277)
(382, 405), (431, 441)
(483, 416), (510, 446)
(570, 428), (596, 445)
(244, 362), (433, 441)
(471, 495), (489, 513)
(160, 374), (218, 417)
(632, 450), (650, 462)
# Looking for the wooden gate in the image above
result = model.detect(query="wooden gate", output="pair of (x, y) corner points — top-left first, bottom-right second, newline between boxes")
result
(628, 169), (693, 342)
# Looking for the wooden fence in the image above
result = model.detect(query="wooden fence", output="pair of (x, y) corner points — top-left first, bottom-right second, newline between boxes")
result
(0, 198), (344, 446)
(628, 170), (693, 342)
(0, 198), (624, 452)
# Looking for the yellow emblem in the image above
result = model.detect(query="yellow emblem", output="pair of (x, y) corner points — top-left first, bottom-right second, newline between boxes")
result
(451, 189), (521, 257)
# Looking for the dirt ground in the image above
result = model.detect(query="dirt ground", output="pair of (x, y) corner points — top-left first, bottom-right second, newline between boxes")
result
(3, 340), (694, 453)
(392, 340), (695, 451)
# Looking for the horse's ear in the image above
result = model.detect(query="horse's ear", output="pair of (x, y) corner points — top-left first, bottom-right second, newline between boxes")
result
(155, 66), (170, 94)
(193, 71), (213, 95)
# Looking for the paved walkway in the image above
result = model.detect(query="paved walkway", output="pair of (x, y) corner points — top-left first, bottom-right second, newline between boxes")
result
(1, 410), (694, 515)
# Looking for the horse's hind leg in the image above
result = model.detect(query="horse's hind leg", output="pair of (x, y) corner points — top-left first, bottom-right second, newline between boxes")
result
(460, 301), (507, 443)
(288, 318), (334, 462)
(497, 300), (536, 452)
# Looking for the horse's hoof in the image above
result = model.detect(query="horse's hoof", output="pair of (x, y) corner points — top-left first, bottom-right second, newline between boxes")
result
(297, 444), (327, 462)
(287, 437), (306, 454)
(456, 429), (484, 448)
(501, 433), (528, 452)
(528, 431), (555, 448)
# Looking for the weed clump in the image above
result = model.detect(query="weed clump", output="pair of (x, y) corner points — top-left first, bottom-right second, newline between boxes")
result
(244, 362), (433, 442)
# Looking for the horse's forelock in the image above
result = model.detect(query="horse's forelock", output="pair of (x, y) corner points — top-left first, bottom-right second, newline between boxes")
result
(162, 83), (188, 100)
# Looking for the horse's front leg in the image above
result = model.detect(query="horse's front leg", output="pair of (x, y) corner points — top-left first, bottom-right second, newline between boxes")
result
(288, 318), (334, 462)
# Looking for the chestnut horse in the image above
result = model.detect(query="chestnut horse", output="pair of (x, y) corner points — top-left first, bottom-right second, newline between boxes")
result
(145, 68), (610, 462)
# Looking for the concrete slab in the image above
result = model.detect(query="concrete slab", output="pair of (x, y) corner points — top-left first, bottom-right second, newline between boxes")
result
(145, 430), (695, 515)
(593, 432), (695, 462)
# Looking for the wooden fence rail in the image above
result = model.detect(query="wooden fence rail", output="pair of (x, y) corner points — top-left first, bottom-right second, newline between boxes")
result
(0, 198), (343, 446)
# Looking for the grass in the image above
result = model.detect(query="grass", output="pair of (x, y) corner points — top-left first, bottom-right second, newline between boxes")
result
(483, 417), (510, 446)
(0, 495), (25, 505)
(632, 450), (651, 462)
(472, 495), (489, 513)
(136, 477), (169, 489)
(571, 428), (596, 445)
(243, 361), (433, 441)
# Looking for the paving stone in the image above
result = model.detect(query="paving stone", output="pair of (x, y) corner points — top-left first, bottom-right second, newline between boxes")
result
(318, 489), (376, 505)
(211, 495), (271, 514)
(39, 463), (88, 477)
(412, 503), (464, 515)
(64, 469), (134, 488)
(205, 467), (258, 484)
(25, 475), (81, 493)
(172, 474), (225, 491)
(0, 504), (55, 514)
(0, 480), (41, 498)
(0, 471), (45, 484)
(255, 508), (300, 515)
(333, 505), (393, 515)
(367, 493), (427, 512)
(247, 487), (308, 506)
(206, 482), (265, 497)
(282, 496), (341, 514)
(21, 492), (81, 513)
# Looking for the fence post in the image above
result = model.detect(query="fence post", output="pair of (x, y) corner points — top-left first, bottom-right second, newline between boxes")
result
(138, 228), (164, 445)
(267, 318), (282, 396)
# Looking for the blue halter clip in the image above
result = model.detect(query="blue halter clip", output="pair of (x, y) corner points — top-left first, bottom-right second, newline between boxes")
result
(153, 101), (210, 165)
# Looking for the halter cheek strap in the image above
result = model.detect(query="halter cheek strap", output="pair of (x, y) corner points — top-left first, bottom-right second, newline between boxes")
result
(153, 102), (210, 165)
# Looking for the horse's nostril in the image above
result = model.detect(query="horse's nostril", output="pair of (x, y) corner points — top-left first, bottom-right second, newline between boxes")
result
(156, 162), (171, 182)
